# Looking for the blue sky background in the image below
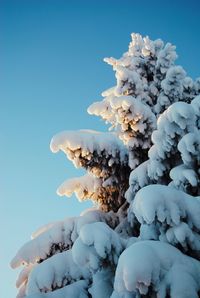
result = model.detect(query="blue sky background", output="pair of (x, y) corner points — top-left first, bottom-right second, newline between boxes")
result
(1, 0), (200, 297)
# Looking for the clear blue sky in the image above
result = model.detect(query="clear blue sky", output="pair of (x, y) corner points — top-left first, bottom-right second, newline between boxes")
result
(1, 0), (200, 297)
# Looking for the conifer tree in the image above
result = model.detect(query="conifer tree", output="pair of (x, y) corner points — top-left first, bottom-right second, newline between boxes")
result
(11, 33), (200, 298)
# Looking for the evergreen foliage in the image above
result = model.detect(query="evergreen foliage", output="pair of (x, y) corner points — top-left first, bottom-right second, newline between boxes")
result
(11, 33), (200, 298)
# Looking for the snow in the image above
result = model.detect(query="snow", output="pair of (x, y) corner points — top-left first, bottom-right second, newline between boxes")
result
(11, 217), (76, 268)
(51, 128), (130, 211)
(16, 264), (35, 289)
(156, 102), (195, 133)
(88, 33), (179, 139)
(178, 131), (200, 166)
(170, 164), (198, 191)
(148, 102), (196, 180)
(26, 280), (88, 298)
(132, 185), (200, 227)
(11, 32), (200, 298)
(88, 96), (116, 125)
(72, 222), (125, 270)
(89, 94), (156, 153)
(50, 130), (128, 168)
(11, 209), (110, 269)
(11, 209), (116, 298)
(16, 283), (26, 298)
(129, 185), (200, 251)
(31, 222), (59, 239)
(112, 240), (200, 297)
(125, 161), (149, 202)
(191, 95), (200, 128)
(90, 95), (156, 169)
(88, 268), (114, 298)
(156, 42), (177, 75)
(26, 250), (89, 296)
(109, 96), (156, 151)
(57, 173), (102, 200)
(161, 66), (186, 98)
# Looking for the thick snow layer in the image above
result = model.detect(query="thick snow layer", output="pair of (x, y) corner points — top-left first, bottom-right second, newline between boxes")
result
(156, 101), (195, 133)
(103, 33), (178, 114)
(26, 250), (90, 296)
(90, 95), (156, 169)
(16, 283), (26, 298)
(154, 66), (187, 114)
(89, 33), (181, 143)
(170, 164), (198, 190)
(148, 102), (196, 180)
(105, 33), (176, 75)
(31, 222), (59, 239)
(25, 280), (88, 298)
(132, 185), (200, 227)
(178, 131), (200, 166)
(109, 96), (156, 149)
(164, 222), (200, 251)
(156, 42), (177, 74)
(129, 185), (200, 250)
(57, 173), (102, 199)
(88, 268), (114, 298)
(191, 95), (200, 128)
(12, 209), (115, 298)
(88, 94), (156, 155)
(11, 217), (76, 268)
(57, 173), (126, 212)
(11, 209), (110, 268)
(72, 222), (125, 271)
(16, 264), (35, 289)
(11, 32), (200, 298)
(112, 240), (200, 298)
(125, 161), (149, 202)
(88, 95), (116, 124)
(50, 130), (128, 168)
(161, 66), (186, 98)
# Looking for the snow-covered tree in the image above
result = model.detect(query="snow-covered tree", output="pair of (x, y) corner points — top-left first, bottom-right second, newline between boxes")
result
(11, 33), (200, 298)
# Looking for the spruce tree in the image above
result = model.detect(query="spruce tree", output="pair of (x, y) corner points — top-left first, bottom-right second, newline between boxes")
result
(11, 33), (200, 298)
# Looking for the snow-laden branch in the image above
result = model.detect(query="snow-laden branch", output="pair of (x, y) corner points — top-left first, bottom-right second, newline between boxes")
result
(50, 130), (128, 177)
(57, 173), (127, 212)
(57, 173), (102, 199)
(25, 250), (90, 297)
(51, 130), (130, 210)
(23, 280), (88, 298)
(112, 240), (200, 298)
(129, 185), (200, 254)
(72, 222), (125, 271)
(11, 33), (200, 298)
(72, 222), (127, 297)
(11, 209), (116, 269)
(148, 102), (196, 181)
